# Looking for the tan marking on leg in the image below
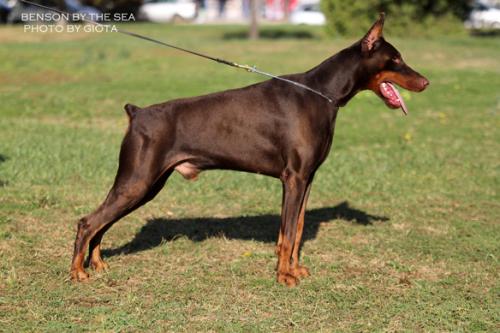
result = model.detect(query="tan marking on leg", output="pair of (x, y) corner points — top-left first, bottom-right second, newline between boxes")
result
(290, 186), (311, 279)
(276, 228), (283, 256)
(289, 205), (309, 278)
(90, 243), (109, 272)
(70, 252), (89, 282)
(276, 237), (298, 287)
(70, 220), (91, 282)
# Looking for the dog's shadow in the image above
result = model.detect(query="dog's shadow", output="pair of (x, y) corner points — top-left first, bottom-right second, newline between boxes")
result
(102, 201), (389, 258)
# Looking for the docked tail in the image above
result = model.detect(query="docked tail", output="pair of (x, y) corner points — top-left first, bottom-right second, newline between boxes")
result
(124, 103), (141, 119)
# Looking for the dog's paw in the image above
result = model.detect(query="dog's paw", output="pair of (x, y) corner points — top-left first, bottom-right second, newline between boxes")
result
(90, 260), (109, 272)
(277, 272), (298, 287)
(71, 269), (90, 282)
(290, 265), (310, 278)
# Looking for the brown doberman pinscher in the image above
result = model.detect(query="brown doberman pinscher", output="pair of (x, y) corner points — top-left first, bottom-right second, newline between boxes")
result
(71, 14), (429, 286)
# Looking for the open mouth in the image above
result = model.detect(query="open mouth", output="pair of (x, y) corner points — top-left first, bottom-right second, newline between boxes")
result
(380, 82), (408, 115)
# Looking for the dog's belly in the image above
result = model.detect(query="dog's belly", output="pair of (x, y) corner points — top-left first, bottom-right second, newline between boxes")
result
(172, 146), (284, 179)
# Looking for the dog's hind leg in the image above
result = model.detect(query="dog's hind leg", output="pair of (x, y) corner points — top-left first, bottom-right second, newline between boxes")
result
(70, 125), (174, 281)
(87, 170), (173, 272)
(71, 179), (157, 281)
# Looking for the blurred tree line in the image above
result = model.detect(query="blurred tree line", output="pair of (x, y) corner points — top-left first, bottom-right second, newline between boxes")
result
(321, 0), (473, 36)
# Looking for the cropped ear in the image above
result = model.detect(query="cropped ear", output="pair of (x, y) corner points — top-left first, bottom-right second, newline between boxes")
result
(362, 13), (385, 53)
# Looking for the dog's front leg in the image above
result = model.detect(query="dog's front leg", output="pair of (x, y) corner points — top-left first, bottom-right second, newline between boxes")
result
(276, 173), (309, 287)
(290, 182), (312, 279)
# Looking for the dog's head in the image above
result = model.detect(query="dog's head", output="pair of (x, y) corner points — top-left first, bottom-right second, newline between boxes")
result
(358, 13), (429, 115)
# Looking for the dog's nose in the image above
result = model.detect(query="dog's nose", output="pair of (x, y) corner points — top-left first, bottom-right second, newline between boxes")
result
(420, 77), (430, 90)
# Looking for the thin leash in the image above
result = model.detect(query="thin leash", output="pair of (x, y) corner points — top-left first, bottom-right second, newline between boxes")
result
(19, 0), (334, 104)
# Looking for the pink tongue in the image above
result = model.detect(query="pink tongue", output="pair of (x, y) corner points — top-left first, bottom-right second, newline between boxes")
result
(387, 82), (408, 115)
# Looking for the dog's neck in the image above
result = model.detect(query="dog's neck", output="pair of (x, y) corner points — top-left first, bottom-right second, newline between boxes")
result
(306, 43), (365, 107)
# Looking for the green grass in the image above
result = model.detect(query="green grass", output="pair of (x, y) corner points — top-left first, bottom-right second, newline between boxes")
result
(0, 24), (499, 332)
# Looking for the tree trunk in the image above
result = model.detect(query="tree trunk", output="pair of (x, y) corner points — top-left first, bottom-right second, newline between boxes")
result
(249, 0), (259, 40)
(284, 0), (290, 21)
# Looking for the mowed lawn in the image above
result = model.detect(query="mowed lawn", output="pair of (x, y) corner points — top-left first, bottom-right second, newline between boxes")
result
(0, 23), (499, 332)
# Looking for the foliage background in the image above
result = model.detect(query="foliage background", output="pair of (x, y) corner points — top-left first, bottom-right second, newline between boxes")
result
(321, 0), (472, 36)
